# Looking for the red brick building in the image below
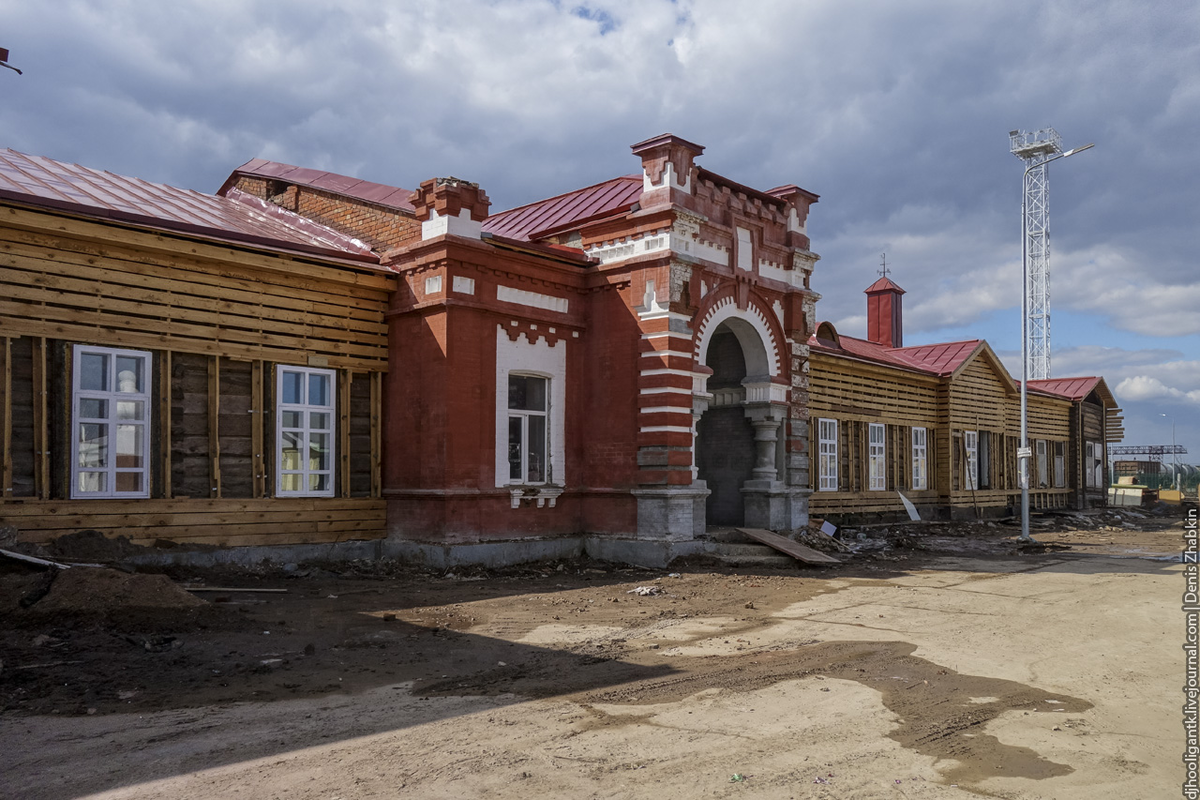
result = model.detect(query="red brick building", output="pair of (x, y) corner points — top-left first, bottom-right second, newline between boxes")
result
(226, 134), (821, 564)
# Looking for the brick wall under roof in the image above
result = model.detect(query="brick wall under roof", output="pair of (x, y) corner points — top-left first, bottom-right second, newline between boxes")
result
(232, 176), (421, 254)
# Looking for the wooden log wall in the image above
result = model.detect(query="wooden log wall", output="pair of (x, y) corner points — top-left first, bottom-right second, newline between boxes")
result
(809, 349), (1079, 519)
(0, 203), (395, 547)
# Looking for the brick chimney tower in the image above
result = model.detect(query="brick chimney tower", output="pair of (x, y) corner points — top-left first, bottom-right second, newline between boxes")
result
(865, 275), (905, 348)
(410, 176), (490, 240)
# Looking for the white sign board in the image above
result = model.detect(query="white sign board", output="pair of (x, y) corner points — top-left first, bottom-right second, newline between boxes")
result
(1017, 447), (1032, 459)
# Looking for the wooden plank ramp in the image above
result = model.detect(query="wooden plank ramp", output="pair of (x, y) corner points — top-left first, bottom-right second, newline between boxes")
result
(735, 528), (841, 565)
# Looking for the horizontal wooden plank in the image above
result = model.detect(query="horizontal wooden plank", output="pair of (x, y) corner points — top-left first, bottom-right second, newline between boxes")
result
(1, 205), (396, 293)
(0, 259), (389, 338)
(0, 497), (384, 515)
(0, 316), (388, 371)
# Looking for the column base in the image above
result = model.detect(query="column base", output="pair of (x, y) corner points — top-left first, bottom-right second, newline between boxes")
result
(632, 483), (711, 542)
(741, 480), (812, 531)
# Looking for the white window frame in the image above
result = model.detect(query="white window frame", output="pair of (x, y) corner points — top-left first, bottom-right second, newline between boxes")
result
(1091, 441), (1104, 488)
(494, 327), (566, 488)
(276, 366), (336, 497)
(911, 426), (927, 491)
(507, 373), (550, 485)
(1053, 441), (1066, 488)
(1085, 442), (1095, 488)
(71, 345), (152, 498)
(1036, 439), (1048, 488)
(963, 430), (978, 491)
(818, 418), (838, 491)
(868, 423), (886, 491)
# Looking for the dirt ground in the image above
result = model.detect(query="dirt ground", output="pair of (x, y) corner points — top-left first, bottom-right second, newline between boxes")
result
(0, 508), (1187, 799)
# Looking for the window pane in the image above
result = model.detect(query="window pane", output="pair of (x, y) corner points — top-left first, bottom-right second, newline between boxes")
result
(309, 473), (329, 492)
(508, 375), (546, 411)
(115, 357), (144, 393)
(80, 353), (108, 391)
(281, 410), (302, 428)
(280, 473), (301, 492)
(281, 371), (302, 405)
(79, 398), (107, 419)
(116, 424), (144, 467)
(77, 471), (106, 493)
(309, 374), (330, 406)
(508, 416), (523, 480)
(281, 432), (302, 470)
(309, 412), (330, 430)
(116, 400), (144, 421)
(115, 472), (142, 493)
(308, 433), (329, 471)
(78, 424), (108, 467)
(527, 415), (546, 482)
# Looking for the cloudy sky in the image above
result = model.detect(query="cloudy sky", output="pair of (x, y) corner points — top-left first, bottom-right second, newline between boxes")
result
(4, 0), (1199, 464)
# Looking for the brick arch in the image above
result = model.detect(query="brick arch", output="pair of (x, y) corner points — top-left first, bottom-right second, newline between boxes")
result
(693, 290), (783, 379)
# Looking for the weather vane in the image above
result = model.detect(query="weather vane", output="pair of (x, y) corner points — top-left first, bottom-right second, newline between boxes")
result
(879, 253), (890, 279)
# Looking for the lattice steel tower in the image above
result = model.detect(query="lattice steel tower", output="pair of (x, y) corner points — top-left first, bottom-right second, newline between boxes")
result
(1010, 128), (1064, 380)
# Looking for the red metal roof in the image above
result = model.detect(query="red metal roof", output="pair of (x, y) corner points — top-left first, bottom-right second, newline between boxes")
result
(1026, 377), (1102, 401)
(482, 175), (642, 242)
(811, 330), (984, 377)
(222, 158), (416, 213)
(0, 149), (378, 262)
(864, 276), (906, 294)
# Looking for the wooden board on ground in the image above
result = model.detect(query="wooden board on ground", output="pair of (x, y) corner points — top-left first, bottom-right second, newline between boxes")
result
(735, 528), (842, 565)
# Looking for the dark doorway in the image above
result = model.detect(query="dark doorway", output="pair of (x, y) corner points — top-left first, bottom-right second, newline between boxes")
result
(696, 327), (756, 526)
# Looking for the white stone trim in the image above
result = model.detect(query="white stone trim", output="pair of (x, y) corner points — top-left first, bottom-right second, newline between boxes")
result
(497, 285), (569, 314)
(639, 425), (694, 434)
(639, 368), (697, 378)
(640, 387), (692, 396)
(640, 349), (692, 359)
(641, 331), (693, 341)
(773, 300), (785, 328)
(694, 295), (782, 377)
(422, 207), (482, 240)
(736, 227), (753, 271)
(586, 230), (728, 267)
(640, 406), (692, 415)
(643, 160), (691, 193)
(452, 275), (475, 295)
(787, 206), (806, 234)
(759, 261), (804, 288)
(744, 382), (789, 404)
(495, 326), (566, 488)
(424, 275), (443, 295)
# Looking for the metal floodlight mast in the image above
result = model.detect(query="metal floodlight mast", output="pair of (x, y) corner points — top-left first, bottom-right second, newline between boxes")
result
(1010, 128), (1094, 542)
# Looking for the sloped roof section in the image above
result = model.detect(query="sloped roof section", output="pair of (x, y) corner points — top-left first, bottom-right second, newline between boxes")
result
(864, 276), (906, 294)
(811, 327), (983, 378)
(1026, 376), (1102, 402)
(891, 340), (983, 376)
(0, 149), (378, 262)
(482, 175), (642, 242)
(223, 158), (416, 213)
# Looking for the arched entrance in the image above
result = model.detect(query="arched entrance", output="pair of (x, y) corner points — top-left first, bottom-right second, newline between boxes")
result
(694, 315), (785, 528)
(696, 325), (756, 525)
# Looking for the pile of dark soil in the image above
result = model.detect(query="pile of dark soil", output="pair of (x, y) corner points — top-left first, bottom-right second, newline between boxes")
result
(31, 567), (206, 615)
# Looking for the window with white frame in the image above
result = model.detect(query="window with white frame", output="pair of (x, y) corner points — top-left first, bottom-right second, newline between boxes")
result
(1036, 440), (1048, 488)
(507, 374), (549, 483)
(963, 430), (978, 491)
(276, 366), (335, 496)
(868, 423), (886, 491)
(1053, 441), (1066, 487)
(1085, 442), (1095, 488)
(818, 418), (838, 491)
(72, 345), (152, 498)
(1091, 441), (1104, 488)
(911, 427), (927, 490)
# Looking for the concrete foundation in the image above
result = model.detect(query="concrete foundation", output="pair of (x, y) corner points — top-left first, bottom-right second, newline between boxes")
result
(632, 484), (711, 541)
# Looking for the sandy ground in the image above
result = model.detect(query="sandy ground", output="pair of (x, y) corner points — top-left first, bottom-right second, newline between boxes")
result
(0, 510), (1187, 799)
